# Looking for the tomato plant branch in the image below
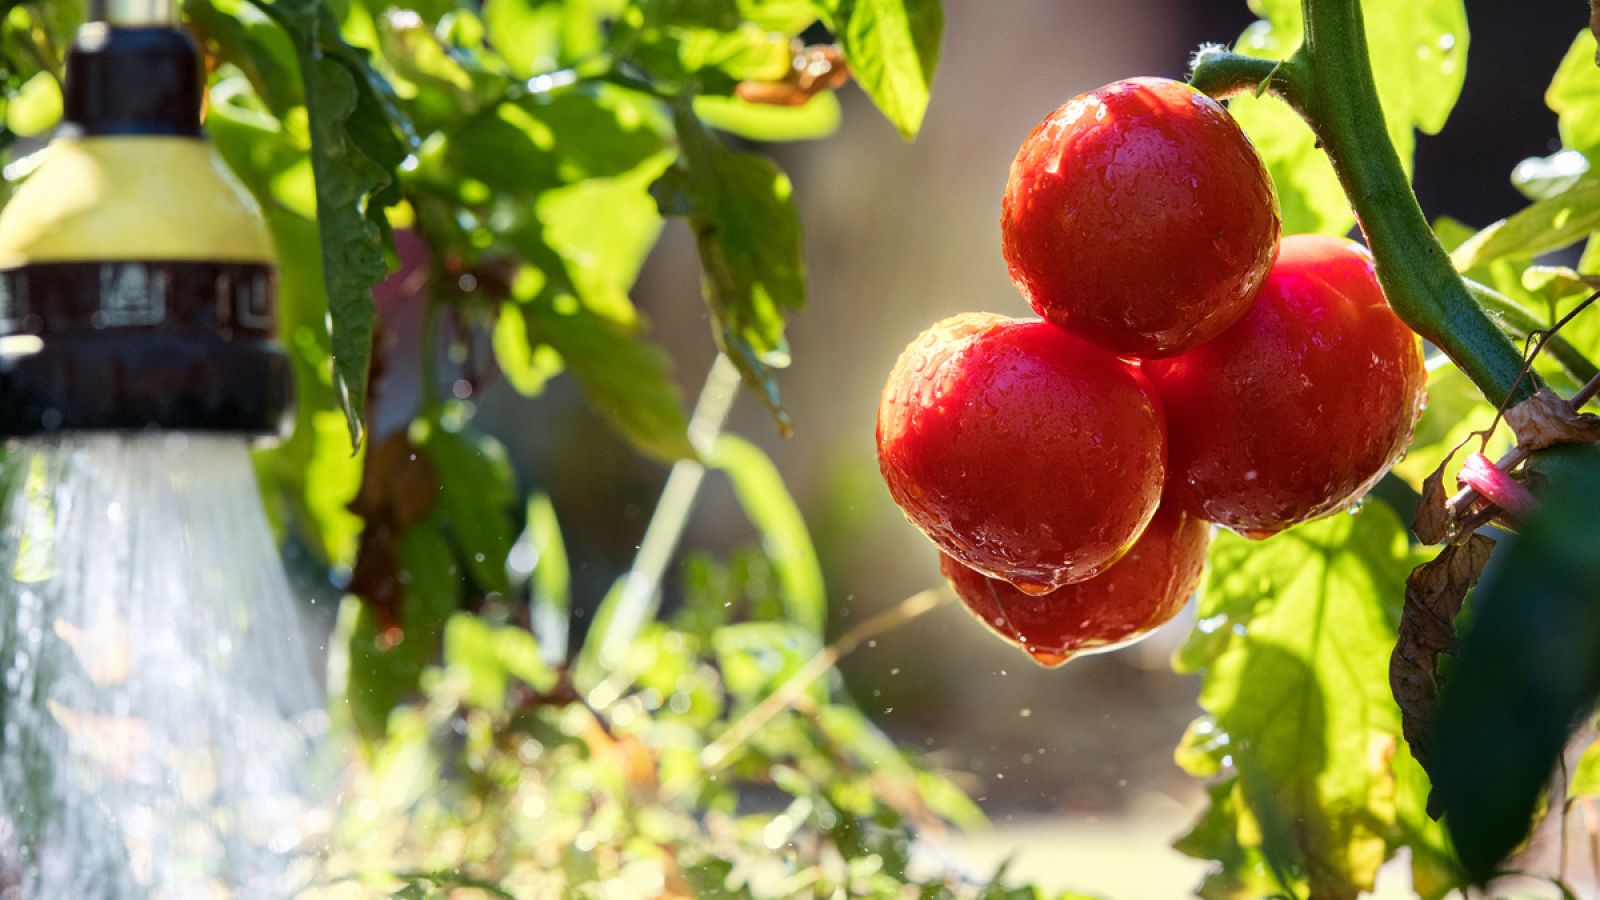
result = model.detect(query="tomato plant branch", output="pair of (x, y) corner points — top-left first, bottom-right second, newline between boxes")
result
(699, 587), (951, 774)
(1191, 0), (1534, 407)
(1465, 280), (1600, 386)
(592, 354), (742, 674)
(1186, 48), (1304, 106)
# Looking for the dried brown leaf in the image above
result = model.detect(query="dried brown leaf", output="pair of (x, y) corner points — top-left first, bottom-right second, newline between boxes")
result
(1391, 534), (1496, 814)
(1412, 449), (1458, 545)
(1505, 387), (1600, 452)
(735, 45), (850, 107)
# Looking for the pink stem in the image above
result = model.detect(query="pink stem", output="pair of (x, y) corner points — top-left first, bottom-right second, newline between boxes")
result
(1457, 452), (1538, 523)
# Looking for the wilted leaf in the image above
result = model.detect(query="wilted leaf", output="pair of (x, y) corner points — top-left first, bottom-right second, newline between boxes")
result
(1390, 534), (1495, 794)
(1412, 448), (1460, 545)
(1505, 387), (1600, 452)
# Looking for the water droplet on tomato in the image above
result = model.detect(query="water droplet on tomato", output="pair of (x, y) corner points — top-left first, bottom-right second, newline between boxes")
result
(1011, 579), (1057, 596)
(1027, 648), (1071, 668)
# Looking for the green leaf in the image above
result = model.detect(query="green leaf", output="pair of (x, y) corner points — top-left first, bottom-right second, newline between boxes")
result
(1549, 30), (1600, 156)
(520, 292), (695, 462)
(511, 493), (572, 664)
(443, 614), (556, 711)
(816, 0), (942, 139)
(5, 71), (59, 137)
(334, 522), (462, 745)
(209, 77), (367, 566)
(249, 0), (409, 447)
(483, 0), (609, 77)
(1173, 779), (1284, 900)
(1570, 734), (1600, 802)
(1449, 177), (1600, 270)
(712, 621), (819, 701)
(1226, 0), (1467, 235)
(444, 613), (508, 709)
(1432, 444), (1600, 883)
(493, 181), (692, 461)
(1512, 150), (1590, 202)
(418, 422), (520, 594)
(693, 91), (841, 142)
(656, 110), (805, 429)
(710, 434), (825, 636)
(1174, 504), (1429, 897)
(185, 0), (302, 117)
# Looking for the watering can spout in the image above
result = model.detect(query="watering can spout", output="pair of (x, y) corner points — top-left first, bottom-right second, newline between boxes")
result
(0, 10), (291, 438)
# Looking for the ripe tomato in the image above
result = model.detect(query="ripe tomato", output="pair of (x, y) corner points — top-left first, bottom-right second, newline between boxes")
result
(941, 499), (1210, 666)
(1144, 234), (1426, 536)
(1001, 77), (1279, 358)
(878, 313), (1167, 592)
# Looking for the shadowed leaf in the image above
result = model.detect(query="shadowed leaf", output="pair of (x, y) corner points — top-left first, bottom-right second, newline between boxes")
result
(1433, 443), (1600, 882)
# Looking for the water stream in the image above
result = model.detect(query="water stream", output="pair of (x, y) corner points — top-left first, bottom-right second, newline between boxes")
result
(0, 435), (322, 897)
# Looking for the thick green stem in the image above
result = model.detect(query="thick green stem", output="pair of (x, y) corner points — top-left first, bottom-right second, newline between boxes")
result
(1191, 1), (1535, 407)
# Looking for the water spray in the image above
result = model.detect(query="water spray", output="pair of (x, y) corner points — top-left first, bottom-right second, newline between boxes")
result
(0, 2), (320, 894)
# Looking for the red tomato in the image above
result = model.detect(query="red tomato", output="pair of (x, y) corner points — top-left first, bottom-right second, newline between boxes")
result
(1001, 77), (1279, 358)
(877, 313), (1167, 592)
(1144, 234), (1426, 536)
(941, 499), (1210, 666)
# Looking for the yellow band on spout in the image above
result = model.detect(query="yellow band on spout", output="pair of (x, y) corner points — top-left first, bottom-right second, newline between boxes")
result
(91, 0), (176, 26)
(0, 137), (276, 267)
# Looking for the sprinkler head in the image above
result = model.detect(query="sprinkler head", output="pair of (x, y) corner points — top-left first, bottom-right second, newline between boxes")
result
(0, 15), (291, 438)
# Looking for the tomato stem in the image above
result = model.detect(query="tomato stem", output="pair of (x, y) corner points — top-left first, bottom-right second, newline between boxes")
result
(1189, 0), (1535, 409)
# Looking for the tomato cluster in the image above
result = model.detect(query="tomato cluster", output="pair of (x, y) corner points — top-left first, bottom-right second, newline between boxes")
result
(876, 77), (1426, 666)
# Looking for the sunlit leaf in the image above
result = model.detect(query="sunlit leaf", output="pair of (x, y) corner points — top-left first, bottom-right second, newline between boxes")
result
(693, 91), (841, 142)
(1450, 178), (1600, 271)
(815, 0), (942, 139)
(1548, 30), (1600, 156)
(520, 493), (571, 663)
(710, 434), (826, 636)
(1174, 503), (1442, 897)
(655, 110), (804, 429)
(1224, 0), (1467, 235)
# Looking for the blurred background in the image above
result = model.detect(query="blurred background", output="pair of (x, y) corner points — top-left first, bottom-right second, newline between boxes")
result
(419, 0), (1586, 892)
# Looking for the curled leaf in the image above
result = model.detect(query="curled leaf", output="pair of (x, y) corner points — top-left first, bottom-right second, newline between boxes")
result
(1505, 387), (1600, 452)
(1412, 448), (1458, 545)
(1390, 533), (1495, 813)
